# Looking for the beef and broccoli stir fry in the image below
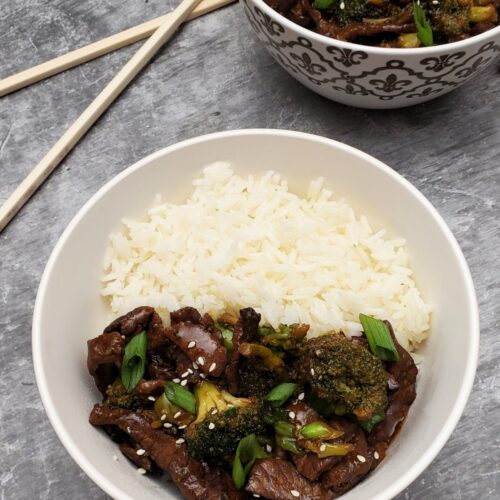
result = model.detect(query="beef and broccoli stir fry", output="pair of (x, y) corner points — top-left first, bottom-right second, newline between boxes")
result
(87, 305), (418, 499)
(265, 0), (499, 47)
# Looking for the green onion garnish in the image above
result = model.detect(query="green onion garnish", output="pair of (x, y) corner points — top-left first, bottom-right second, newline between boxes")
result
(274, 421), (295, 438)
(265, 383), (298, 407)
(359, 314), (400, 362)
(232, 434), (268, 490)
(313, 0), (336, 9)
(413, 1), (433, 47)
(300, 421), (343, 440)
(165, 381), (196, 414)
(275, 435), (301, 454)
(120, 331), (147, 393)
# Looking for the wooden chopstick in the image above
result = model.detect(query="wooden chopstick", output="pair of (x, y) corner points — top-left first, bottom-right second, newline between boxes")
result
(0, 0), (203, 233)
(0, 0), (234, 98)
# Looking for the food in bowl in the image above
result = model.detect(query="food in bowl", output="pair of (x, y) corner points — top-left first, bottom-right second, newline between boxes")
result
(88, 305), (418, 498)
(264, 0), (499, 47)
(89, 163), (430, 497)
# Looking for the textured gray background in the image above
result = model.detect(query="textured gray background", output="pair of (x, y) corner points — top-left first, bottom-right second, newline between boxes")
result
(1, 0), (499, 498)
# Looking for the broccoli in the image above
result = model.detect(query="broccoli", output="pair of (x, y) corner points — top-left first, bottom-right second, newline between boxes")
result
(324, 0), (394, 26)
(185, 381), (265, 460)
(258, 323), (309, 351)
(296, 334), (388, 421)
(427, 0), (470, 37)
(238, 361), (279, 398)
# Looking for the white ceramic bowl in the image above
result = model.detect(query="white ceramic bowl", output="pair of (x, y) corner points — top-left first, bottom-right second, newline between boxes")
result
(33, 130), (479, 500)
(242, 0), (500, 108)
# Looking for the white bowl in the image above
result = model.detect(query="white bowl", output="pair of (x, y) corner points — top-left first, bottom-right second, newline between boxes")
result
(33, 130), (479, 500)
(242, 0), (500, 108)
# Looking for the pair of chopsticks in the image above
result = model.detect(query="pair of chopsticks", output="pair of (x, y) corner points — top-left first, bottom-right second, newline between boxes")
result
(0, 0), (235, 233)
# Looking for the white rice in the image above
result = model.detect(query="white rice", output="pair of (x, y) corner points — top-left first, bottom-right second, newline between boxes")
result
(101, 163), (431, 350)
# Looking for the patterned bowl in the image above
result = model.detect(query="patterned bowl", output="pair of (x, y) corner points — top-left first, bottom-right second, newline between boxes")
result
(242, 0), (500, 109)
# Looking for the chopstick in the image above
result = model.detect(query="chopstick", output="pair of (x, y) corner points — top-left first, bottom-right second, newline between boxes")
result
(0, 0), (234, 98)
(0, 0), (203, 233)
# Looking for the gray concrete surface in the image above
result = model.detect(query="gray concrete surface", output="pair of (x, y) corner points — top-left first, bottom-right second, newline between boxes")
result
(1, 0), (499, 498)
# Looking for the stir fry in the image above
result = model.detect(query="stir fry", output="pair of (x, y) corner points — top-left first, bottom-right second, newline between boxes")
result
(87, 306), (418, 499)
(265, 0), (499, 47)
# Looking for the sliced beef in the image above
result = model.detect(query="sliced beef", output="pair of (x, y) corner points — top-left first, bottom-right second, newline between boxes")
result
(226, 307), (261, 394)
(369, 321), (418, 445)
(166, 322), (227, 377)
(118, 442), (154, 471)
(89, 405), (229, 500)
(103, 306), (168, 353)
(246, 458), (332, 500)
(87, 332), (124, 393)
(170, 307), (203, 325)
(321, 425), (373, 495)
(135, 379), (166, 397)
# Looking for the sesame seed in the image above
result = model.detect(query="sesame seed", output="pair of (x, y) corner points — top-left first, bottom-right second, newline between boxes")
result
(112, 454), (118, 461)
(121, 335), (126, 340)
(178, 424), (187, 429)
(289, 411), (296, 419)
(137, 468), (147, 475)
(211, 409), (218, 415)
(161, 414), (167, 421)
(188, 341), (196, 349)
(188, 368), (194, 374)
(176, 438), (185, 444)
(174, 411), (182, 419)
(253, 495), (260, 498)
(200, 374), (206, 379)
(197, 356), (205, 366)
(164, 423), (172, 428)
(136, 449), (146, 456)
(374, 451), (380, 460)
(298, 393), (305, 401)
(173, 378), (181, 383)
(320, 444), (326, 452)
(266, 444), (272, 453)
(148, 396), (155, 401)
(126, 427), (131, 434)
(340, 1), (345, 8)
(357, 455), (366, 463)
(209, 362), (217, 373)
(310, 368), (315, 376)
(181, 371), (189, 378)
(315, 350), (322, 356)
(209, 422), (216, 430)
(291, 490), (300, 497)
(192, 362), (198, 369)
(180, 379), (188, 386)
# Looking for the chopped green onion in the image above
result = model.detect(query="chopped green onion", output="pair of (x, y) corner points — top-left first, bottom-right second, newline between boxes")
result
(274, 421), (295, 437)
(120, 331), (147, 392)
(215, 322), (234, 351)
(413, 2), (433, 46)
(353, 411), (385, 433)
(313, 0), (336, 9)
(300, 421), (343, 440)
(306, 441), (354, 458)
(232, 434), (268, 490)
(276, 435), (301, 454)
(165, 381), (196, 414)
(265, 383), (298, 407)
(359, 314), (400, 362)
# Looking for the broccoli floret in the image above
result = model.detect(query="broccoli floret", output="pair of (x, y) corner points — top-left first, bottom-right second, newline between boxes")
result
(185, 381), (265, 460)
(238, 361), (279, 398)
(427, 0), (470, 37)
(258, 323), (309, 350)
(296, 334), (388, 421)
(324, 0), (394, 26)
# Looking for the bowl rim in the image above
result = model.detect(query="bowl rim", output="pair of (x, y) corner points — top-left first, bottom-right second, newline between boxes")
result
(249, 0), (500, 56)
(32, 129), (479, 500)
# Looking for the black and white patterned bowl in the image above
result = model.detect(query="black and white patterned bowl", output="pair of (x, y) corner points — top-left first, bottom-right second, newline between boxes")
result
(242, 0), (500, 108)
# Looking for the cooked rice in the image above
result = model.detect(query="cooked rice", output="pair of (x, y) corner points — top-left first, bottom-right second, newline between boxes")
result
(101, 163), (431, 350)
